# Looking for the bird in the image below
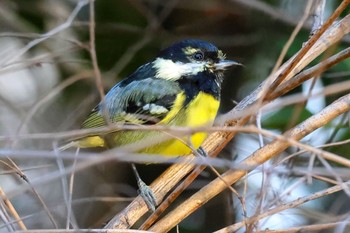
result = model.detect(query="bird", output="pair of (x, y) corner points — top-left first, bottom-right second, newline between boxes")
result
(66, 39), (239, 211)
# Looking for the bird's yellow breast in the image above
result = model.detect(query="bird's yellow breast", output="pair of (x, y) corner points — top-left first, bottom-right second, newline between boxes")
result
(186, 92), (220, 127)
(151, 91), (220, 155)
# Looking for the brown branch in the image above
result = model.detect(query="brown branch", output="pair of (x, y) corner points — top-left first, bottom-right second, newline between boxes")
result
(268, 46), (350, 101)
(149, 93), (350, 233)
(139, 163), (205, 230)
(267, 0), (350, 92)
(0, 187), (26, 230)
(218, 13), (350, 125)
(103, 156), (197, 229)
(216, 180), (350, 232)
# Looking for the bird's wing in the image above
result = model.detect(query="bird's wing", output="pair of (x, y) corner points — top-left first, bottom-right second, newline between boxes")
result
(81, 78), (181, 129)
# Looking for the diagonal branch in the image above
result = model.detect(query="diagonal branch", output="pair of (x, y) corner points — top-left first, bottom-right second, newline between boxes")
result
(216, 180), (350, 232)
(267, 0), (350, 92)
(149, 93), (350, 233)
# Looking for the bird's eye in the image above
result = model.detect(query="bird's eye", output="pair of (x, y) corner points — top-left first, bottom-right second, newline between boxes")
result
(192, 51), (204, 61)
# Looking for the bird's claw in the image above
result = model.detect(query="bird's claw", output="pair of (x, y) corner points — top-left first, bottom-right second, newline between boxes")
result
(137, 179), (157, 212)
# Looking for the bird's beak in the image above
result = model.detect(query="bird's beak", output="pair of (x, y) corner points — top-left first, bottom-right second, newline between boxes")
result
(215, 60), (241, 70)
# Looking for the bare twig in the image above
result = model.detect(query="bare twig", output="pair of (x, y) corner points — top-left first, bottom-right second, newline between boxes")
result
(215, 181), (350, 232)
(230, 0), (312, 29)
(0, 0), (89, 68)
(271, 0), (313, 73)
(89, 0), (105, 103)
(149, 93), (350, 232)
(14, 71), (93, 138)
(0, 187), (27, 230)
(268, 46), (350, 101)
(267, 0), (350, 92)
(139, 164), (205, 230)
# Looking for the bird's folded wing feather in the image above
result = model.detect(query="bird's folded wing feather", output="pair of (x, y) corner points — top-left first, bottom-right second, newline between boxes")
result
(81, 78), (181, 129)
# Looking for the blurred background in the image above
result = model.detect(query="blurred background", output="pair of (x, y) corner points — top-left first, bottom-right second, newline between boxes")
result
(1, 0), (350, 232)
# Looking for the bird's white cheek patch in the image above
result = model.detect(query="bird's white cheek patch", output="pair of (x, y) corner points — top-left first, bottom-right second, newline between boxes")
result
(153, 58), (205, 80)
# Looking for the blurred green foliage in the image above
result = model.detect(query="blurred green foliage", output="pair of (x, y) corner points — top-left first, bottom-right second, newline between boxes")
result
(263, 105), (313, 129)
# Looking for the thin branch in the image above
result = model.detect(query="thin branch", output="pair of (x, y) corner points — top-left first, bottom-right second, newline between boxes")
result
(139, 164), (205, 230)
(268, 46), (350, 101)
(66, 148), (79, 229)
(215, 181), (350, 232)
(88, 0), (104, 101)
(271, 0), (313, 73)
(14, 71), (93, 138)
(0, 187), (26, 230)
(149, 93), (350, 232)
(267, 0), (350, 92)
(0, 0), (89, 68)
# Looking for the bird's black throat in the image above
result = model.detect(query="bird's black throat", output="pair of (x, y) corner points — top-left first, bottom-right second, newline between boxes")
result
(177, 71), (222, 106)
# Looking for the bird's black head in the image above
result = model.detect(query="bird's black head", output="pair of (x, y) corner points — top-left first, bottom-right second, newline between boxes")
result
(158, 39), (220, 63)
(153, 39), (238, 81)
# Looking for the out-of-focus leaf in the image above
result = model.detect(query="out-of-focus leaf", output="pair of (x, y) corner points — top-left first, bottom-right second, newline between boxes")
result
(263, 105), (313, 129)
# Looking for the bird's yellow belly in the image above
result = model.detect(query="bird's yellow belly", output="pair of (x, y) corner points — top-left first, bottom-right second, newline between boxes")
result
(78, 92), (220, 156)
(144, 92), (220, 156)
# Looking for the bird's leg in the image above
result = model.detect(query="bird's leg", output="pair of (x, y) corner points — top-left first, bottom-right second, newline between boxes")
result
(197, 146), (208, 157)
(131, 163), (157, 212)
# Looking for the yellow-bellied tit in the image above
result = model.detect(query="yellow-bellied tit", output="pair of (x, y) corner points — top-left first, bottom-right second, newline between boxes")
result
(72, 39), (239, 210)
(78, 39), (238, 152)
